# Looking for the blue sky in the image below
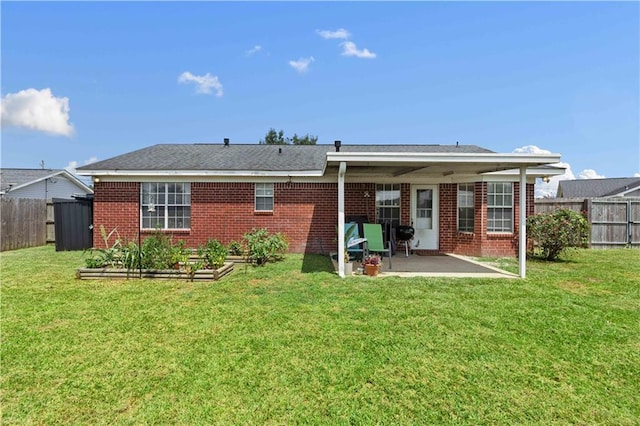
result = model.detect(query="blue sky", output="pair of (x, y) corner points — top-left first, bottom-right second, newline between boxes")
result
(2, 2), (639, 194)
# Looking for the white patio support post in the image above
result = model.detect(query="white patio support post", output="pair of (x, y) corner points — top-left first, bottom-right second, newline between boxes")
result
(519, 166), (527, 279)
(337, 162), (347, 278)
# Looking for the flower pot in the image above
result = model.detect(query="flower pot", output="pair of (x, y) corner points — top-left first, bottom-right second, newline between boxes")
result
(364, 264), (380, 276)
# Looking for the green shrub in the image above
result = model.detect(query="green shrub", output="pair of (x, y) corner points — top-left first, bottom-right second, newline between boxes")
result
(170, 240), (189, 269)
(198, 239), (228, 269)
(243, 228), (289, 266)
(83, 250), (106, 268)
(526, 208), (589, 261)
(227, 240), (244, 256)
(141, 232), (174, 269)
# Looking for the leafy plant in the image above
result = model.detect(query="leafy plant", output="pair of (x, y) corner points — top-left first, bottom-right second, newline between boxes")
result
(363, 254), (382, 266)
(184, 260), (204, 282)
(170, 240), (189, 269)
(198, 239), (228, 269)
(141, 231), (174, 269)
(120, 241), (141, 270)
(82, 225), (122, 268)
(227, 240), (244, 256)
(526, 208), (590, 261)
(243, 228), (289, 266)
(83, 249), (106, 268)
(99, 225), (120, 249)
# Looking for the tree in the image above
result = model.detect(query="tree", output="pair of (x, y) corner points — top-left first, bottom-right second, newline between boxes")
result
(259, 128), (287, 145)
(259, 129), (317, 145)
(526, 209), (589, 261)
(291, 133), (318, 145)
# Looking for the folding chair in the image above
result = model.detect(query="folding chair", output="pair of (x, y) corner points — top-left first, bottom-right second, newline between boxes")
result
(363, 223), (392, 269)
(345, 222), (367, 260)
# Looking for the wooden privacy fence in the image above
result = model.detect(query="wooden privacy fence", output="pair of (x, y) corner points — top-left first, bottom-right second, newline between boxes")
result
(535, 198), (640, 249)
(1, 198), (47, 251)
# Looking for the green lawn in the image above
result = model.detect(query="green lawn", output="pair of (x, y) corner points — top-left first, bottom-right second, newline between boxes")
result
(2, 246), (639, 424)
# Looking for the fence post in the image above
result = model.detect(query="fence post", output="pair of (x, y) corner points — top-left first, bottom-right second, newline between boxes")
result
(627, 200), (632, 247)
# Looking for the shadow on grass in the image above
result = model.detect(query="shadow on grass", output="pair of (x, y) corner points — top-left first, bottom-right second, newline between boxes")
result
(526, 254), (581, 264)
(301, 253), (335, 274)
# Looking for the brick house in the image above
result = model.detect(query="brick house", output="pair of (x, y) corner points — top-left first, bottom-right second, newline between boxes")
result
(78, 141), (562, 277)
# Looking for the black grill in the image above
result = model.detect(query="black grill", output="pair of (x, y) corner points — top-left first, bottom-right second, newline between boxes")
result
(396, 225), (415, 241)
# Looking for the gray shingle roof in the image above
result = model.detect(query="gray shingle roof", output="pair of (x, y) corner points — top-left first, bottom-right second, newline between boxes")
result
(0, 168), (63, 191)
(78, 143), (494, 172)
(557, 178), (640, 198)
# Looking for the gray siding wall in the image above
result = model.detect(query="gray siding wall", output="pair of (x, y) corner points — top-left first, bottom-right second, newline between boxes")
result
(4, 176), (87, 200)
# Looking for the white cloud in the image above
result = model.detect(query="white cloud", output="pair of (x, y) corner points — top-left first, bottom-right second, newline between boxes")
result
(340, 41), (377, 59)
(289, 56), (315, 74)
(534, 163), (573, 198)
(316, 28), (351, 40)
(577, 169), (606, 180)
(513, 145), (552, 155)
(246, 45), (262, 56)
(65, 156), (98, 175)
(513, 145), (610, 198)
(178, 72), (223, 96)
(513, 145), (570, 198)
(1, 88), (74, 137)
(634, 172), (640, 177)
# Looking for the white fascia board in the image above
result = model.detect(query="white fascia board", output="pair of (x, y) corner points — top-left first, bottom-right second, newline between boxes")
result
(77, 169), (324, 178)
(483, 166), (567, 177)
(60, 170), (94, 193)
(96, 175), (338, 183)
(617, 184), (640, 196)
(326, 151), (562, 166)
(6, 170), (63, 192)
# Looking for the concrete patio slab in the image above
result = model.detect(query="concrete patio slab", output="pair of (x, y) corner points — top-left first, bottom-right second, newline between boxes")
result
(364, 253), (518, 279)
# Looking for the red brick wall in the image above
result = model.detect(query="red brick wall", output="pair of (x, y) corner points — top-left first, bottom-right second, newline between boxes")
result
(92, 182), (140, 248)
(92, 180), (534, 256)
(93, 182), (380, 254)
(436, 182), (534, 257)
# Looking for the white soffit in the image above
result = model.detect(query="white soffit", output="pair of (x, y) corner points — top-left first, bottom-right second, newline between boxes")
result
(326, 152), (562, 173)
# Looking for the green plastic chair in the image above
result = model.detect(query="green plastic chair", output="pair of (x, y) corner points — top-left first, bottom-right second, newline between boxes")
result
(363, 223), (392, 269)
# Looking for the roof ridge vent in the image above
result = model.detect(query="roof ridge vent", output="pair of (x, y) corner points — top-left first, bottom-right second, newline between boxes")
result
(224, 138), (230, 147)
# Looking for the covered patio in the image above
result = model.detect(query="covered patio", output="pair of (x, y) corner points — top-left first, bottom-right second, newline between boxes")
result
(328, 148), (562, 278)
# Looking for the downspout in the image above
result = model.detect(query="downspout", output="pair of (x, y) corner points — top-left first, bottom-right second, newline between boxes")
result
(519, 166), (527, 278)
(338, 161), (347, 278)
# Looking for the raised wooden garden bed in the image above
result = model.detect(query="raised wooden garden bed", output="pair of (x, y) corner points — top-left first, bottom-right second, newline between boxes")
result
(76, 262), (234, 281)
(185, 252), (248, 264)
(225, 255), (249, 264)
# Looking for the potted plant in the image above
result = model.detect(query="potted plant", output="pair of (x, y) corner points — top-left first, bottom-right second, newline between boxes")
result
(344, 250), (353, 276)
(363, 254), (382, 276)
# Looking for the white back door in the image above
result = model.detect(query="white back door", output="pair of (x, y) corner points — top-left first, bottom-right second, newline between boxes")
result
(411, 185), (439, 250)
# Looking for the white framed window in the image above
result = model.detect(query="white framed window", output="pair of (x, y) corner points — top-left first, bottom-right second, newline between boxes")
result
(255, 183), (274, 211)
(458, 183), (474, 232)
(487, 182), (513, 233)
(376, 183), (401, 227)
(141, 182), (191, 230)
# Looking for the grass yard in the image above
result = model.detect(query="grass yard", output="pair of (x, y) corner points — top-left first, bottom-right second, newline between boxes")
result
(1, 246), (639, 424)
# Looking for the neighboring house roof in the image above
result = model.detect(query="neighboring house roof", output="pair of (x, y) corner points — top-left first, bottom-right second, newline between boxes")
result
(0, 168), (93, 195)
(77, 143), (495, 173)
(557, 177), (640, 198)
